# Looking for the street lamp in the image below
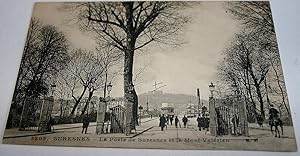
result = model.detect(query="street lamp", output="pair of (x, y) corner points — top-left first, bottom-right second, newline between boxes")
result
(138, 105), (143, 125)
(106, 82), (113, 111)
(209, 82), (215, 98)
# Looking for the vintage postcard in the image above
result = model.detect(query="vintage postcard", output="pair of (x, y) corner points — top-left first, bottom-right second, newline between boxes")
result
(2, 1), (297, 151)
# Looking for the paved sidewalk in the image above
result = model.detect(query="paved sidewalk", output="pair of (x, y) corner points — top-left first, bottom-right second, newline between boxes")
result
(3, 117), (157, 139)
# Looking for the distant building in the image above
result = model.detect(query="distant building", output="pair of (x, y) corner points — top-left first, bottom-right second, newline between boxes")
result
(75, 96), (99, 115)
(108, 97), (125, 109)
(161, 103), (175, 116)
(186, 103), (197, 118)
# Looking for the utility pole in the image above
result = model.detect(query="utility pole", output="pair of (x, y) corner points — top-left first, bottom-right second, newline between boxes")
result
(197, 88), (200, 115)
(146, 96), (149, 112)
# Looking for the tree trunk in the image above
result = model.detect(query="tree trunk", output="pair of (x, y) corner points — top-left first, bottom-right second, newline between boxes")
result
(254, 82), (265, 119)
(81, 90), (94, 116)
(123, 2), (137, 135)
(271, 62), (291, 124)
(132, 88), (139, 126)
(246, 70), (258, 121)
(70, 86), (88, 116)
(124, 51), (135, 135)
(59, 99), (63, 119)
(248, 66), (266, 119)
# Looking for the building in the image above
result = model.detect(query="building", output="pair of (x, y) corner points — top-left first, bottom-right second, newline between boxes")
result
(161, 103), (175, 116)
(186, 103), (197, 118)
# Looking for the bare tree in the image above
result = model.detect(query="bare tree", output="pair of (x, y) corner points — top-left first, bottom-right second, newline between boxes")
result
(62, 49), (104, 116)
(75, 1), (189, 134)
(218, 31), (270, 119)
(8, 18), (69, 128)
(81, 47), (122, 116)
(227, 1), (291, 123)
(228, 1), (274, 34)
(54, 75), (71, 119)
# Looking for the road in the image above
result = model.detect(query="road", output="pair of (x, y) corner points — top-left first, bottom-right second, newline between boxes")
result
(2, 117), (297, 151)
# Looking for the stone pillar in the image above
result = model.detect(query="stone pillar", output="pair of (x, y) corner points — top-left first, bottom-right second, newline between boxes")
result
(96, 98), (106, 134)
(238, 96), (249, 136)
(209, 97), (217, 136)
(38, 96), (54, 132)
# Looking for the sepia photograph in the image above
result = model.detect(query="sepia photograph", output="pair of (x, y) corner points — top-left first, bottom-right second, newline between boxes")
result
(1, 1), (297, 151)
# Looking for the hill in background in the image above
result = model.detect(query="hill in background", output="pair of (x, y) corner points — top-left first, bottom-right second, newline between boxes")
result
(137, 90), (208, 114)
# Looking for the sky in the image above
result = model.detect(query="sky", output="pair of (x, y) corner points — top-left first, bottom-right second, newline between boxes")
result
(32, 2), (241, 100)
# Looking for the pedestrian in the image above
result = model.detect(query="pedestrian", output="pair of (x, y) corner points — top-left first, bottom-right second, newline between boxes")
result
(204, 117), (209, 135)
(196, 115), (202, 131)
(269, 104), (279, 121)
(182, 115), (188, 128)
(166, 115), (169, 125)
(175, 116), (179, 128)
(170, 115), (174, 125)
(257, 114), (264, 127)
(159, 114), (167, 131)
(82, 114), (90, 134)
(231, 114), (239, 135)
(47, 117), (55, 132)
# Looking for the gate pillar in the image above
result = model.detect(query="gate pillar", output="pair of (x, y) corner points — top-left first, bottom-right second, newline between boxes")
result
(38, 96), (54, 132)
(209, 97), (217, 136)
(96, 97), (106, 134)
(238, 96), (249, 136)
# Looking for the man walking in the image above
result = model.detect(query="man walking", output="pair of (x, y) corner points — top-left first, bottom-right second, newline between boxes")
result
(182, 115), (188, 128)
(82, 114), (90, 134)
(196, 115), (202, 131)
(159, 114), (167, 131)
(166, 115), (169, 125)
(170, 116), (174, 125)
(175, 116), (179, 128)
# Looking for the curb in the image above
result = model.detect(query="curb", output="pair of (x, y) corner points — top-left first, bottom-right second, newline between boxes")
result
(131, 126), (154, 138)
(3, 131), (56, 139)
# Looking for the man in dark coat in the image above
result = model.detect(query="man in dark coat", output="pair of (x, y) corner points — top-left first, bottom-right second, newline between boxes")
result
(203, 117), (209, 134)
(159, 114), (167, 131)
(269, 104), (280, 127)
(170, 116), (174, 125)
(257, 114), (264, 127)
(269, 105), (279, 120)
(175, 116), (180, 128)
(166, 115), (169, 125)
(82, 114), (90, 134)
(48, 117), (55, 132)
(182, 115), (188, 128)
(196, 115), (203, 131)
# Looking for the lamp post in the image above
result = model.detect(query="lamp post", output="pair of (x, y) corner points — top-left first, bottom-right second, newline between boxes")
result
(209, 82), (215, 98)
(208, 82), (217, 136)
(106, 82), (112, 115)
(107, 83), (112, 103)
(138, 105), (143, 125)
